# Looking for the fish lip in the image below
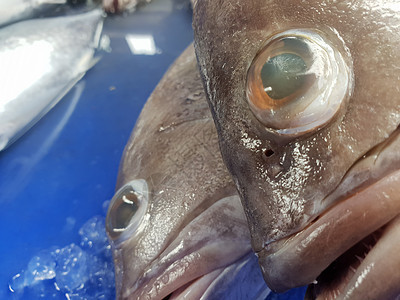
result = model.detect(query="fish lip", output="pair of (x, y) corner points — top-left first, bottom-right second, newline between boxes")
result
(256, 168), (400, 293)
(119, 195), (252, 300)
(122, 241), (251, 300)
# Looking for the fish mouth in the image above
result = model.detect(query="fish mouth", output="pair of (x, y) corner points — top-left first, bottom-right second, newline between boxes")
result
(257, 128), (400, 298)
(119, 195), (253, 300)
(305, 214), (400, 300)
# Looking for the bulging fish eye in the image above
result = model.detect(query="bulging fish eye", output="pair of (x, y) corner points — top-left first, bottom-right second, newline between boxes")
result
(246, 29), (353, 135)
(106, 179), (148, 241)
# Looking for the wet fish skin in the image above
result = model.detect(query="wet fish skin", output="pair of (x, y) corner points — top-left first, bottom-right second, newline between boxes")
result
(194, 0), (400, 246)
(193, 0), (400, 297)
(0, 0), (67, 27)
(0, 9), (103, 151)
(106, 45), (270, 300)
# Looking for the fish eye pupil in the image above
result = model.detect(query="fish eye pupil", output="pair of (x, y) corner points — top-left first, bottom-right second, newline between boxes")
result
(260, 53), (307, 100)
(110, 188), (139, 232)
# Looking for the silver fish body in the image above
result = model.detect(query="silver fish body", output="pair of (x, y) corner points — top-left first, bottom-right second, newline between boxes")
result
(193, 0), (400, 298)
(0, 9), (103, 151)
(106, 45), (270, 300)
(0, 0), (67, 27)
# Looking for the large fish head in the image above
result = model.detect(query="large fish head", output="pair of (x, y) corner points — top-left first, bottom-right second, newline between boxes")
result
(193, 0), (400, 297)
(105, 46), (269, 299)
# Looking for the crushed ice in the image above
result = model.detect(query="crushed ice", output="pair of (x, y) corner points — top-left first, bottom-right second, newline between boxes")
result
(8, 203), (115, 299)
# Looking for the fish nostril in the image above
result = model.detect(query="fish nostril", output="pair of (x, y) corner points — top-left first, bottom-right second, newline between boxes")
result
(263, 148), (275, 159)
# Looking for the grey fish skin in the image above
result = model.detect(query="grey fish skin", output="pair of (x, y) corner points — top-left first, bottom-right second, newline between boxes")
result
(0, 9), (103, 151)
(0, 0), (67, 27)
(193, 0), (400, 298)
(106, 45), (270, 300)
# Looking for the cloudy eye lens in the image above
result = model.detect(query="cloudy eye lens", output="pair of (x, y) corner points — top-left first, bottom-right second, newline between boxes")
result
(247, 29), (353, 136)
(106, 179), (148, 241)
(261, 52), (307, 100)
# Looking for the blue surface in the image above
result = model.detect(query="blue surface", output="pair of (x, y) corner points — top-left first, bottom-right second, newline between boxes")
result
(0, 1), (305, 298)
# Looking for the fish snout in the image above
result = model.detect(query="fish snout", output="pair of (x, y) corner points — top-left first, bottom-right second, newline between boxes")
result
(226, 136), (333, 252)
(236, 127), (400, 294)
(256, 167), (400, 294)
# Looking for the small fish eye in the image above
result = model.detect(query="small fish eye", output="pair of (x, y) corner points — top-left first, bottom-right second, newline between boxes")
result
(106, 179), (148, 241)
(246, 29), (353, 136)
